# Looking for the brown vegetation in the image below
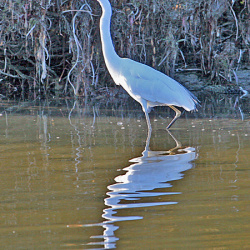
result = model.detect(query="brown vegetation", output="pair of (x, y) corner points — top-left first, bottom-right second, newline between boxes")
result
(0, 0), (249, 97)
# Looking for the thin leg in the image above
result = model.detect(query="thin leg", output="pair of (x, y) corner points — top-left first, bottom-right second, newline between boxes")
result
(166, 105), (182, 129)
(141, 100), (152, 140)
(143, 126), (152, 156)
(144, 111), (152, 139)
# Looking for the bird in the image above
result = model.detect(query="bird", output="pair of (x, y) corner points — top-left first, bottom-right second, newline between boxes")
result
(96, 0), (198, 134)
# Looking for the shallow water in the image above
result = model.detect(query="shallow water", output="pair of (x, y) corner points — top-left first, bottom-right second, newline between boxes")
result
(0, 96), (249, 249)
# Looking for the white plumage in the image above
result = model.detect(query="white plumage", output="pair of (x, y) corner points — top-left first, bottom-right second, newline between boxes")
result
(96, 0), (198, 133)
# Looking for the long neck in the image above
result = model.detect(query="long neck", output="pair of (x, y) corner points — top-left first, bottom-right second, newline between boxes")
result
(97, 0), (120, 72)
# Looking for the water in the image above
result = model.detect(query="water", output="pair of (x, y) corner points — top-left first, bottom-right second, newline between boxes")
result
(0, 95), (249, 249)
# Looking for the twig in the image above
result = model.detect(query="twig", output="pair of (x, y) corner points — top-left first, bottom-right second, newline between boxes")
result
(26, 24), (36, 38)
(176, 68), (202, 72)
(0, 70), (20, 78)
(229, 3), (239, 40)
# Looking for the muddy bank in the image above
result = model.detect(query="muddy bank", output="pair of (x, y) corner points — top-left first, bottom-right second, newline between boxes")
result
(176, 68), (250, 94)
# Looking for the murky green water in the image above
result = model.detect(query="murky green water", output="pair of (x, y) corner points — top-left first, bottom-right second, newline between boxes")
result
(0, 96), (249, 249)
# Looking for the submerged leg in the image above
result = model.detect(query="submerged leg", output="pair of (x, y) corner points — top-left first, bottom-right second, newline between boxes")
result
(166, 105), (182, 129)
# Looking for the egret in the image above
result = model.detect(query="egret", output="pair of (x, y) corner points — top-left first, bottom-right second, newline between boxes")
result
(96, 0), (198, 133)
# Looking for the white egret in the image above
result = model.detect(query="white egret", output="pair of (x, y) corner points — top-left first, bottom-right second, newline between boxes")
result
(96, 0), (198, 132)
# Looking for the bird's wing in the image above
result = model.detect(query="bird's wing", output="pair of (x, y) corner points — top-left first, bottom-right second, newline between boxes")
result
(120, 59), (197, 111)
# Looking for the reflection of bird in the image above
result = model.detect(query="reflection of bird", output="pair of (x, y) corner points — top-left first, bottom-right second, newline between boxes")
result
(83, 130), (197, 248)
(96, 0), (198, 132)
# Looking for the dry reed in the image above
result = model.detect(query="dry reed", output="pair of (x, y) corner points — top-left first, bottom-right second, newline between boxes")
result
(0, 0), (249, 97)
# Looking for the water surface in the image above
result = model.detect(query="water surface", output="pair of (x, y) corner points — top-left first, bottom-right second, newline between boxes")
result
(0, 96), (249, 249)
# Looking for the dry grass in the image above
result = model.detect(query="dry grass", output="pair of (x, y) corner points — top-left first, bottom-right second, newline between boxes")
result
(0, 0), (249, 97)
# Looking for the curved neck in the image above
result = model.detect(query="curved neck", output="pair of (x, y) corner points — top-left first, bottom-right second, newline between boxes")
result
(97, 0), (120, 70)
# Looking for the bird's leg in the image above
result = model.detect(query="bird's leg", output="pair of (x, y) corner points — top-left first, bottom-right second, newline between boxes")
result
(144, 126), (152, 154)
(141, 101), (152, 140)
(166, 105), (182, 129)
(144, 111), (152, 139)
